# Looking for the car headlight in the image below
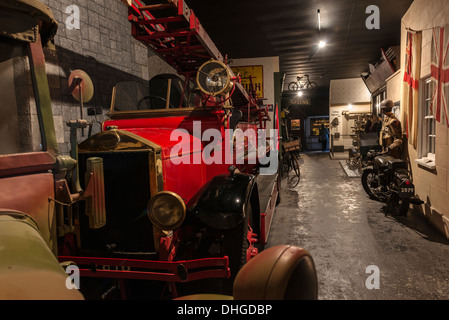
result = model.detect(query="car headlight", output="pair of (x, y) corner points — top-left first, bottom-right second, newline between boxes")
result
(147, 191), (186, 231)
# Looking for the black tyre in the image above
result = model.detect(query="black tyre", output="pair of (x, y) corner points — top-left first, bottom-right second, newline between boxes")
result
(281, 155), (290, 178)
(290, 153), (300, 180)
(276, 173), (281, 206)
(276, 151), (282, 206)
(288, 82), (299, 91)
(222, 217), (250, 277)
(387, 195), (411, 216)
(399, 198), (411, 216)
(306, 82), (318, 89)
(361, 168), (383, 201)
(220, 201), (254, 294)
(179, 205), (253, 296)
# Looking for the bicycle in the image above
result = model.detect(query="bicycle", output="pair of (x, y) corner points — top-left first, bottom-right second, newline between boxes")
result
(288, 74), (318, 91)
(281, 140), (301, 187)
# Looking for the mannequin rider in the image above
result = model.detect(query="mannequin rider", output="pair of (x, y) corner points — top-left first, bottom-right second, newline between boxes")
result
(379, 99), (403, 159)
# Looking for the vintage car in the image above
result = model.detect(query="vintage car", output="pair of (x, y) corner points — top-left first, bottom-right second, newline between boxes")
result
(0, 0), (85, 300)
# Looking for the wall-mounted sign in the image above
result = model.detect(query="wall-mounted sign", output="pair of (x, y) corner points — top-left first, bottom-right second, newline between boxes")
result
(290, 98), (311, 105)
(231, 65), (264, 98)
(291, 119), (301, 130)
(331, 110), (340, 117)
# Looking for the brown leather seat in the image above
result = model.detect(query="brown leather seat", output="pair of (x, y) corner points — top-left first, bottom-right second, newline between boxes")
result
(233, 245), (318, 300)
(176, 245), (318, 300)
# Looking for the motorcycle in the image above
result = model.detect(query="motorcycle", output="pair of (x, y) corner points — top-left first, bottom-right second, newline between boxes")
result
(361, 150), (423, 216)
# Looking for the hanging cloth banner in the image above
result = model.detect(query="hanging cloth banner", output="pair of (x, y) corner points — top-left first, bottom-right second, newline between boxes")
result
(430, 25), (449, 127)
(402, 30), (422, 149)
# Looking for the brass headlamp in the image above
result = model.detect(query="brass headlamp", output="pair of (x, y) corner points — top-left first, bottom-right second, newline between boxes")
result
(196, 60), (234, 96)
(147, 191), (186, 231)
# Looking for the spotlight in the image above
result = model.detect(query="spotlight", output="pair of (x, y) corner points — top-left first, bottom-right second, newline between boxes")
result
(319, 40), (326, 48)
(317, 9), (321, 31)
(297, 91), (303, 97)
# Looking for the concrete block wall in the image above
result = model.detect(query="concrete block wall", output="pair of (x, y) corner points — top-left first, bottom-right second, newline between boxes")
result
(38, 0), (176, 155)
(401, 0), (449, 239)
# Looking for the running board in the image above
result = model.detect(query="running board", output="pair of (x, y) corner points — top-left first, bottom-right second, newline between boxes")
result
(256, 173), (279, 245)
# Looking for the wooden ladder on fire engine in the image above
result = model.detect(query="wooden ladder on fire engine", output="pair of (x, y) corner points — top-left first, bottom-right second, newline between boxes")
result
(121, 0), (270, 124)
(122, 0), (223, 76)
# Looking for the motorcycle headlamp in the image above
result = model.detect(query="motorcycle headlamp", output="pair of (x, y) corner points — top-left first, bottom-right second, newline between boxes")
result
(147, 191), (186, 231)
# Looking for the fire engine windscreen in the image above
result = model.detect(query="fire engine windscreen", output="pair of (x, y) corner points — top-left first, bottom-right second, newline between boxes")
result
(111, 81), (150, 111)
(147, 191), (186, 231)
(197, 60), (233, 96)
(111, 76), (189, 111)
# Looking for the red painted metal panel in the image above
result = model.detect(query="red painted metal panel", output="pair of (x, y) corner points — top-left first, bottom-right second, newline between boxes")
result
(0, 152), (55, 177)
(58, 255), (230, 282)
(104, 115), (234, 201)
(124, 0), (223, 73)
(0, 172), (57, 252)
(163, 157), (207, 202)
(104, 115), (224, 160)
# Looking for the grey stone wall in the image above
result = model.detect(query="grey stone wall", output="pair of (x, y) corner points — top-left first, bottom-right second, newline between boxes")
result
(40, 0), (176, 155)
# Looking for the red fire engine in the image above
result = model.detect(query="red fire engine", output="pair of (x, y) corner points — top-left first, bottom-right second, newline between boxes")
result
(0, 0), (317, 300)
(56, 0), (283, 298)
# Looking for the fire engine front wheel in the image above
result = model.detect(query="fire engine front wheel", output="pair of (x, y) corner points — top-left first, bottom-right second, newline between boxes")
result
(175, 201), (256, 296)
(222, 218), (250, 272)
(220, 201), (255, 294)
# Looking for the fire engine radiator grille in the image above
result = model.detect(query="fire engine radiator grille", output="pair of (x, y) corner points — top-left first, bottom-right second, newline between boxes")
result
(78, 151), (155, 255)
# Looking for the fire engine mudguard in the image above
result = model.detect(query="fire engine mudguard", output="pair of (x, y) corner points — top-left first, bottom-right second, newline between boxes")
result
(187, 170), (257, 230)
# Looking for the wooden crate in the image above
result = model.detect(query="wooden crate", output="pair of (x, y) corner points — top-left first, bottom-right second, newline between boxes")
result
(282, 140), (300, 152)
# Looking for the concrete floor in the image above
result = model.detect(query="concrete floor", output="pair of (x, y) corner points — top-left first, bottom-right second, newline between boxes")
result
(267, 152), (449, 300)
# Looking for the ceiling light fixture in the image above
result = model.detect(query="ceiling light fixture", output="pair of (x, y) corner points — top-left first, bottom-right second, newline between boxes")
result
(317, 9), (321, 31)
(317, 9), (326, 48)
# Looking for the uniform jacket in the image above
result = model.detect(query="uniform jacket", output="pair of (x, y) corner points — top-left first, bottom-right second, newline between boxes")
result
(380, 113), (403, 159)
